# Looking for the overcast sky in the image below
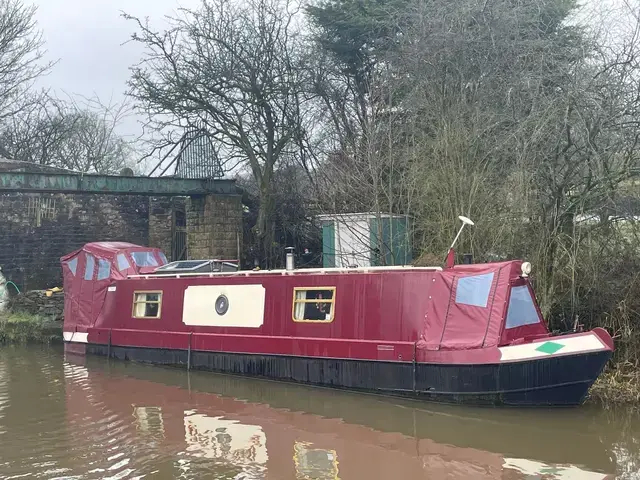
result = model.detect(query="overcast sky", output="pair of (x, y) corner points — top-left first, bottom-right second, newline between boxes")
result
(33, 0), (200, 142)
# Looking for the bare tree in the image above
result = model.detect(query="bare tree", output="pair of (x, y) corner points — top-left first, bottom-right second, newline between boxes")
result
(58, 94), (138, 174)
(124, 0), (305, 267)
(0, 90), (69, 164)
(0, 0), (51, 120)
(0, 93), (139, 174)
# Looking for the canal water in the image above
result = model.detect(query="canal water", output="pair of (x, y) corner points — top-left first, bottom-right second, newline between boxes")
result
(0, 346), (638, 479)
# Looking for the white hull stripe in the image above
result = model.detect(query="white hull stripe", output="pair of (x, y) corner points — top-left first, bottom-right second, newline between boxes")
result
(499, 333), (607, 362)
(63, 332), (88, 343)
(61, 330), (607, 361)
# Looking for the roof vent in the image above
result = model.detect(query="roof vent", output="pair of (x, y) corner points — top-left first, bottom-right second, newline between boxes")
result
(285, 247), (295, 271)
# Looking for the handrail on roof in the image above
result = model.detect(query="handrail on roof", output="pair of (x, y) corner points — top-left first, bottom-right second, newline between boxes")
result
(126, 264), (442, 279)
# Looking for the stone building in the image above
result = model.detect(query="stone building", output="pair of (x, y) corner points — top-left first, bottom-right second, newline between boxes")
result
(0, 160), (243, 290)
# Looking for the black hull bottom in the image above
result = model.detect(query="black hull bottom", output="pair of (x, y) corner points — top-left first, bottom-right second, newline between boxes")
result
(82, 344), (611, 407)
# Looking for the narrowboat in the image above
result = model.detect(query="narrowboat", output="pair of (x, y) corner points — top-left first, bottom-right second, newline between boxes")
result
(60, 217), (614, 407)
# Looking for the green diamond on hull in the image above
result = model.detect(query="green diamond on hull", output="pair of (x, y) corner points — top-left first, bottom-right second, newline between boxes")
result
(535, 341), (565, 355)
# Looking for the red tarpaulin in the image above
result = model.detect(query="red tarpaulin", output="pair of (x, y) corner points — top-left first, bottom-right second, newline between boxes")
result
(61, 242), (167, 333)
(420, 261), (549, 350)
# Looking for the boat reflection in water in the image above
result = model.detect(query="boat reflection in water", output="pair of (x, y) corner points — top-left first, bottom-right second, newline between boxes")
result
(63, 354), (617, 479)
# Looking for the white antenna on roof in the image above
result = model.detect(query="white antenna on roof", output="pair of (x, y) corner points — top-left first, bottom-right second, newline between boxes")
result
(444, 215), (475, 268)
(450, 215), (475, 250)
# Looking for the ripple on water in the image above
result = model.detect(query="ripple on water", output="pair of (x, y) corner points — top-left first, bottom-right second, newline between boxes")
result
(61, 362), (169, 479)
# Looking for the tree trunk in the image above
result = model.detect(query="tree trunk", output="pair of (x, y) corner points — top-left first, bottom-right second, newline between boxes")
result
(255, 168), (276, 268)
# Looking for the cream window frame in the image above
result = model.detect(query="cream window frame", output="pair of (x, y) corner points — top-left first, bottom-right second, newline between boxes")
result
(132, 291), (163, 319)
(292, 287), (336, 323)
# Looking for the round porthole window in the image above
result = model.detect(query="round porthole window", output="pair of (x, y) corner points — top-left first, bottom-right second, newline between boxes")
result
(215, 294), (229, 315)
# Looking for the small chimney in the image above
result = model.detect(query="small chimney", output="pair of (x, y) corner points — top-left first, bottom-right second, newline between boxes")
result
(463, 253), (473, 264)
(285, 247), (295, 271)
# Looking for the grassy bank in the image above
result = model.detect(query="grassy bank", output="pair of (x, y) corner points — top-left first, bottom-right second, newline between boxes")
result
(589, 366), (640, 407)
(0, 312), (63, 345)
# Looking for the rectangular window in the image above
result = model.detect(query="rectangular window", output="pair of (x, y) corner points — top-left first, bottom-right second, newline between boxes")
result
(505, 286), (540, 329)
(117, 253), (131, 271)
(97, 259), (111, 280)
(27, 195), (56, 227)
(67, 257), (78, 276)
(455, 272), (495, 308)
(131, 251), (159, 267)
(132, 291), (163, 319)
(292, 287), (336, 322)
(84, 254), (95, 280)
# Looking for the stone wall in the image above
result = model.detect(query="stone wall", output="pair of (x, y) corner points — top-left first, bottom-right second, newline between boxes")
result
(186, 194), (242, 260)
(149, 194), (243, 261)
(207, 194), (243, 260)
(148, 196), (175, 259)
(0, 191), (243, 291)
(0, 192), (150, 290)
(8, 289), (65, 322)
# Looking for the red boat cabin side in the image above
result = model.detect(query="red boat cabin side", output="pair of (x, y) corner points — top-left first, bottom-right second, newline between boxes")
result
(62, 242), (556, 365)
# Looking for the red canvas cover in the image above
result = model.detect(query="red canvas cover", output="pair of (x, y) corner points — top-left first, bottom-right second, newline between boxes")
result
(419, 261), (547, 350)
(61, 242), (167, 332)
(499, 279), (549, 344)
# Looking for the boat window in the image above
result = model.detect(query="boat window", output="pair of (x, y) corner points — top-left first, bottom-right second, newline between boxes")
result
(455, 272), (494, 308)
(131, 251), (159, 267)
(97, 259), (111, 280)
(116, 253), (131, 271)
(84, 254), (95, 280)
(292, 287), (336, 322)
(157, 252), (168, 265)
(505, 286), (540, 329)
(132, 291), (163, 319)
(67, 257), (78, 276)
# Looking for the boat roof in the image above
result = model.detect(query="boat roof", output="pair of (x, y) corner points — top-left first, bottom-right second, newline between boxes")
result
(83, 241), (153, 255)
(127, 264), (443, 279)
(61, 241), (163, 262)
(126, 259), (526, 280)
